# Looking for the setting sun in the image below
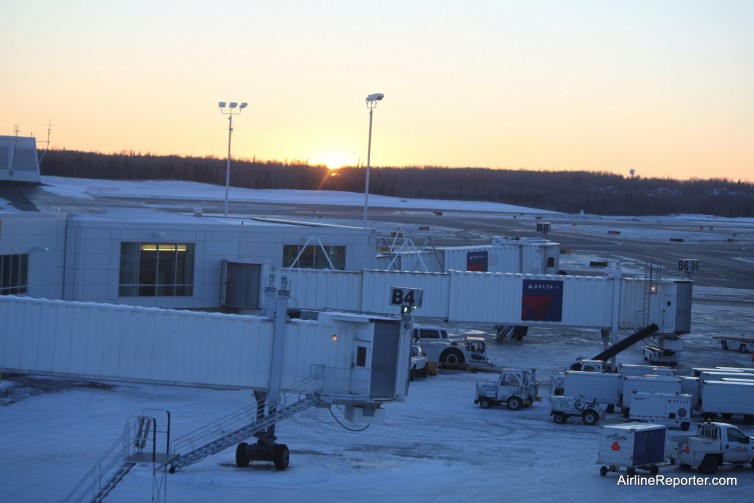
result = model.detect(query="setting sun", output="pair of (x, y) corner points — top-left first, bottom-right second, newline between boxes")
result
(319, 153), (352, 171)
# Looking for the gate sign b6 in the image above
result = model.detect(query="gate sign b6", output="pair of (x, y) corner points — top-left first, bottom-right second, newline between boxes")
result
(678, 259), (700, 273)
(390, 287), (423, 309)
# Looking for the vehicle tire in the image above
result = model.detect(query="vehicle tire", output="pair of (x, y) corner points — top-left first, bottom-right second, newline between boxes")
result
(507, 396), (523, 411)
(273, 444), (289, 470)
(679, 463), (691, 470)
(699, 455), (719, 475)
(582, 409), (600, 426)
(479, 398), (492, 409)
(721, 340), (728, 350)
(649, 465), (659, 476)
(627, 467), (636, 476)
(600, 466), (608, 477)
(235, 442), (250, 467)
(440, 349), (464, 366)
(622, 408), (630, 419)
(606, 404), (615, 413)
(740, 343), (748, 353)
(681, 422), (690, 431)
(553, 412), (568, 424)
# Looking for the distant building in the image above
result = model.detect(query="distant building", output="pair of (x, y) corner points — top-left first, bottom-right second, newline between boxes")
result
(0, 136), (41, 184)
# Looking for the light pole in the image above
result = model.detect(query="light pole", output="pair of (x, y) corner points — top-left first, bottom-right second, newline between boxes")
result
(219, 101), (248, 217)
(363, 93), (384, 227)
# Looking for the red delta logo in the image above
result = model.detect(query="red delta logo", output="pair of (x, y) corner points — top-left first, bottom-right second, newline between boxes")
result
(611, 441), (621, 451)
(684, 444), (690, 454)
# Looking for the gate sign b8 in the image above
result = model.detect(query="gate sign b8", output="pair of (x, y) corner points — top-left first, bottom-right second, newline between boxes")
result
(390, 287), (423, 308)
(678, 259), (700, 273)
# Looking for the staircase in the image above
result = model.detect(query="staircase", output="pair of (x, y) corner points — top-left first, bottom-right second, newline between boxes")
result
(64, 414), (173, 503)
(169, 393), (317, 472)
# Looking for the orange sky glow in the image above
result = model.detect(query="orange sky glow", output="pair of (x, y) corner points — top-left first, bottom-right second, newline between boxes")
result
(2, 1), (753, 181)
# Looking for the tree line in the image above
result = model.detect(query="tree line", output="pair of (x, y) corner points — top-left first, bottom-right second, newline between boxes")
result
(40, 149), (754, 217)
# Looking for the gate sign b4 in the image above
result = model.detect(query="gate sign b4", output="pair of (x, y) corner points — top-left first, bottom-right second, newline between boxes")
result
(390, 287), (423, 309)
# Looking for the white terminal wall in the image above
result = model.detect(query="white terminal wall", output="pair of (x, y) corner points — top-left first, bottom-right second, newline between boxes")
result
(0, 211), (67, 298)
(62, 214), (376, 309)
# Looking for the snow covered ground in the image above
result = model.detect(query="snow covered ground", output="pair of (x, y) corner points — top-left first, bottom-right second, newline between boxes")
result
(3, 297), (753, 502)
(2, 176), (754, 501)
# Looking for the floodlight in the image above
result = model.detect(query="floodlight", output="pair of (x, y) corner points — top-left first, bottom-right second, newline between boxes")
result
(366, 93), (384, 102)
(218, 100), (248, 216)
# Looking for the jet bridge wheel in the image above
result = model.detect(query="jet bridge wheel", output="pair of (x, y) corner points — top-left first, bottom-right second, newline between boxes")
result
(273, 444), (290, 470)
(235, 442), (251, 467)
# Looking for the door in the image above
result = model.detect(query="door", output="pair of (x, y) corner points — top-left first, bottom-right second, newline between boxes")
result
(350, 341), (370, 396)
(661, 295), (676, 332)
(725, 427), (753, 464)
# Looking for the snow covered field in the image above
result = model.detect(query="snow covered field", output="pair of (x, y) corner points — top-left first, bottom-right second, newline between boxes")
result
(2, 176), (753, 501)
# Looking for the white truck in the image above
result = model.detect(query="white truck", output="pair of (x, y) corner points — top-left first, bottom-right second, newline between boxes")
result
(413, 325), (492, 368)
(474, 368), (539, 411)
(621, 376), (683, 416)
(666, 422), (754, 474)
(617, 363), (675, 378)
(628, 392), (692, 431)
(698, 380), (754, 425)
(551, 371), (622, 413)
(409, 344), (428, 380)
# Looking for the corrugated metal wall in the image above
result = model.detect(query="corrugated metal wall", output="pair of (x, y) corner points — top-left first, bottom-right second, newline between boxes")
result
(281, 267), (687, 332)
(0, 296), (273, 388)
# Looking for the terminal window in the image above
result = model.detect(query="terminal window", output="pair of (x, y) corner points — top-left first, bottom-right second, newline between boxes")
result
(282, 244), (346, 270)
(0, 254), (28, 295)
(119, 242), (195, 296)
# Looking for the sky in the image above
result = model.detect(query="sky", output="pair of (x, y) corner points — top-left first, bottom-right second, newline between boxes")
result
(2, 1), (753, 181)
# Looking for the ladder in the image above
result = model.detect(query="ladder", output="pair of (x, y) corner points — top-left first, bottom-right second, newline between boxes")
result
(169, 393), (317, 472)
(64, 413), (173, 503)
(642, 262), (661, 326)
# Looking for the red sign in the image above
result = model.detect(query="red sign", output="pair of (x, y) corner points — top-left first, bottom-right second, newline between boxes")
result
(611, 442), (621, 451)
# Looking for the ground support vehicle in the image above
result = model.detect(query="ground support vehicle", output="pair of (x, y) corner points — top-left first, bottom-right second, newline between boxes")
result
(550, 395), (603, 425)
(642, 335), (682, 366)
(598, 423), (667, 476)
(697, 380), (754, 424)
(621, 375), (683, 417)
(713, 335), (754, 353)
(666, 421), (754, 474)
(474, 368), (538, 411)
(628, 392), (692, 431)
(420, 336), (493, 369)
(409, 344), (428, 380)
(551, 371), (622, 413)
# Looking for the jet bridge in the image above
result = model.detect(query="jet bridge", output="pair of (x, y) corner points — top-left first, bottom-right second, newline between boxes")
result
(282, 267), (693, 335)
(1, 275), (415, 499)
